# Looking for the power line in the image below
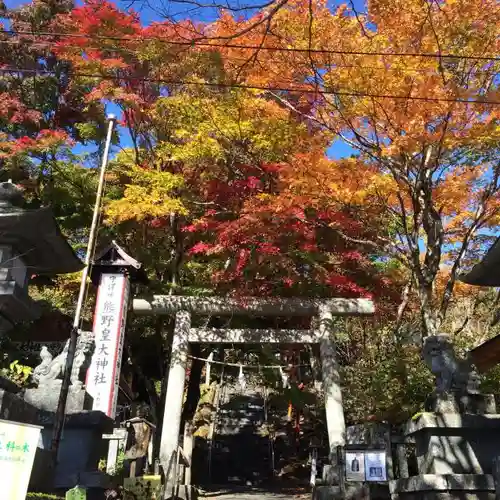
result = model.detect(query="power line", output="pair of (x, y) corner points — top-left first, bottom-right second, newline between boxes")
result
(1, 67), (499, 105)
(2, 28), (500, 62)
(2, 38), (499, 76)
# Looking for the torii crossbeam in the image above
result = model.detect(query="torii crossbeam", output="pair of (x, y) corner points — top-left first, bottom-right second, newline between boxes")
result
(132, 295), (375, 487)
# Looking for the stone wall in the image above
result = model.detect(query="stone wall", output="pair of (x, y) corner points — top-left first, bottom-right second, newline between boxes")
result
(0, 388), (38, 423)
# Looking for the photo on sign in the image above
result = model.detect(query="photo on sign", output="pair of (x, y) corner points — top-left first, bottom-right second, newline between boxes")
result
(345, 451), (365, 482)
(364, 451), (387, 482)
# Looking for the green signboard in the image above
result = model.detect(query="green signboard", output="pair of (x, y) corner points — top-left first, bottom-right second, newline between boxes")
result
(65, 486), (86, 500)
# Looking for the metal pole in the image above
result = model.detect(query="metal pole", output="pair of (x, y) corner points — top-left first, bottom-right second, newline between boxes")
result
(73, 114), (117, 330)
(50, 115), (116, 464)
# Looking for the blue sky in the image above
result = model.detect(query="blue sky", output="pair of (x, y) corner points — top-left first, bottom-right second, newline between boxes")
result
(5, 0), (362, 159)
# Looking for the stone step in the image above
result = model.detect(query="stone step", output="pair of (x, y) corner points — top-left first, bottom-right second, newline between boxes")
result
(201, 496), (309, 499)
(219, 406), (264, 412)
(198, 490), (310, 500)
(219, 411), (264, 418)
(218, 417), (265, 426)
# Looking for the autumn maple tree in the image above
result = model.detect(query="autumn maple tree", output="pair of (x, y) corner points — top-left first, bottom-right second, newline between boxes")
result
(4, 0), (500, 428)
(50, 0), (392, 302)
(202, 0), (500, 336)
(51, 0), (500, 335)
(0, 0), (111, 243)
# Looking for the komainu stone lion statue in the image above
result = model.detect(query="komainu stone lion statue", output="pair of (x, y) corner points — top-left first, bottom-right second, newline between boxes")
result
(32, 332), (95, 388)
(422, 335), (480, 394)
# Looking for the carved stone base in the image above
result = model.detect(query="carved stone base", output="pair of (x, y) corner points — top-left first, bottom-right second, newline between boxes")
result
(424, 391), (496, 415)
(24, 385), (93, 413)
(389, 474), (495, 500)
(406, 413), (500, 475)
(36, 410), (114, 490)
(0, 388), (113, 492)
(313, 484), (371, 500)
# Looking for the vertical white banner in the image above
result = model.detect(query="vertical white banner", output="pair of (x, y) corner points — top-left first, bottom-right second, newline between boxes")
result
(87, 273), (130, 418)
(0, 419), (41, 500)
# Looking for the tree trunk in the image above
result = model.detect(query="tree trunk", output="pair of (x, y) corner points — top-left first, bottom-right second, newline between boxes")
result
(419, 282), (438, 338)
(169, 213), (184, 290)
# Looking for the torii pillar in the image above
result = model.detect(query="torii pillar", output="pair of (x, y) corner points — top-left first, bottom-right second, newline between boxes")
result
(133, 296), (375, 483)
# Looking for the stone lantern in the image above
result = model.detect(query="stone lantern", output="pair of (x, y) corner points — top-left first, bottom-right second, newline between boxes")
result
(0, 181), (82, 333)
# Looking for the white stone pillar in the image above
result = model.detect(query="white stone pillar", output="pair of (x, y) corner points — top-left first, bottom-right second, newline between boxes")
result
(317, 305), (346, 453)
(159, 310), (190, 475)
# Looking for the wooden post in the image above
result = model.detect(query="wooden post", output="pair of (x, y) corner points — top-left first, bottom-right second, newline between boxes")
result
(130, 460), (137, 478)
(106, 439), (119, 475)
(103, 428), (127, 475)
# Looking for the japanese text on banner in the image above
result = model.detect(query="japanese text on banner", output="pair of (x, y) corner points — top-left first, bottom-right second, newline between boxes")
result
(87, 273), (129, 418)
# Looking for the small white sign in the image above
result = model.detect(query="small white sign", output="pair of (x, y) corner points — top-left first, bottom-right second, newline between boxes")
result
(0, 419), (41, 500)
(86, 273), (130, 418)
(364, 451), (387, 482)
(345, 451), (365, 482)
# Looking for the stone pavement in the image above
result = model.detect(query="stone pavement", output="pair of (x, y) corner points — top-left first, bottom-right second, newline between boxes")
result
(199, 493), (310, 500)
(198, 487), (310, 499)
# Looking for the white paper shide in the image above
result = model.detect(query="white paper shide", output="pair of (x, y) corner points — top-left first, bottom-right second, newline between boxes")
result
(87, 273), (129, 418)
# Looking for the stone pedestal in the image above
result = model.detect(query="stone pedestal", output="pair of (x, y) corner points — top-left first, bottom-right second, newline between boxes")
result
(24, 383), (93, 413)
(15, 327), (114, 491)
(389, 392), (500, 500)
(389, 474), (495, 500)
(410, 412), (500, 475)
(35, 410), (114, 489)
(425, 391), (496, 416)
(0, 387), (113, 490)
(314, 484), (370, 500)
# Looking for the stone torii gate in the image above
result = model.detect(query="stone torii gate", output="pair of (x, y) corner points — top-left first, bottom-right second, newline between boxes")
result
(132, 295), (374, 480)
